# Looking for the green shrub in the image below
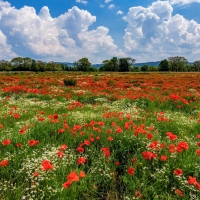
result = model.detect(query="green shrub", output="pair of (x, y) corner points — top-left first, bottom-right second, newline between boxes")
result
(63, 78), (77, 86)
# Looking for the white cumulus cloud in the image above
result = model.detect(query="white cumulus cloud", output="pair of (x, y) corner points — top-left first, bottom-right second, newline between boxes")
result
(76, 0), (88, 5)
(108, 4), (115, 9)
(105, 0), (113, 3)
(123, 0), (200, 62)
(169, 0), (200, 5)
(117, 10), (124, 15)
(0, 2), (124, 63)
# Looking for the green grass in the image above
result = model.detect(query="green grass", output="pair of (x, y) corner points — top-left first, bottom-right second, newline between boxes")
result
(0, 91), (200, 199)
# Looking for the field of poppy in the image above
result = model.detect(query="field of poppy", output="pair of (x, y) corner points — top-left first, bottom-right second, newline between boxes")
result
(0, 72), (200, 200)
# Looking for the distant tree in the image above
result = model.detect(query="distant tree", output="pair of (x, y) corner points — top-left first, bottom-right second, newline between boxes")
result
(168, 56), (188, 72)
(46, 61), (62, 71)
(31, 59), (37, 71)
(73, 61), (78, 71)
(158, 59), (169, 71)
(126, 57), (136, 66)
(110, 57), (119, 71)
(102, 60), (110, 65)
(131, 66), (140, 72)
(10, 57), (33, 71)
(10, 57), (24, 70)
(22, 57), (32, 71)
(100, 57), (136, 72)
(88, 66), (97, 72)
(0, 60), (12, 71)
(118, 58), (130, 72)
(192, 60), (200, 71)
(100, 57), (118, 71)
(147, 66), (158, 71)
(35, 60), (46, 72)
(141, 65), (148, 72)
(76, 58), (91, 71)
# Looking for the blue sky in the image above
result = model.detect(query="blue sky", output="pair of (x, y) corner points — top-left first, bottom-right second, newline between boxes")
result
(0, 0), (200, 63)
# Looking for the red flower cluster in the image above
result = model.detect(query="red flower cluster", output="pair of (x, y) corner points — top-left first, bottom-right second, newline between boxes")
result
(63, 171), (85, 189)
(77, 157), (87, 165)
(166, 132), (177, 141)
(142, 151), (157, 160)
(41, 160), (54, 171)
(101, 147), (110, 157)
(188, 176), (200, 190)
(28, 140), (39, 146)
(176, 141), (189, 153)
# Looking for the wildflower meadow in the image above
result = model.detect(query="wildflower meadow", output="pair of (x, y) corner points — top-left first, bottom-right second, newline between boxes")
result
(0, 72), (200, 200)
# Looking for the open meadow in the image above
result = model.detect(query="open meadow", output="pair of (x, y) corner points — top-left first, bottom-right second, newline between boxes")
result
(0, 72), (200, 200)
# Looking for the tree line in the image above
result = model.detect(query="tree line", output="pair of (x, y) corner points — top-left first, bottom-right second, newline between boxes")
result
(0, 56), (200, 72)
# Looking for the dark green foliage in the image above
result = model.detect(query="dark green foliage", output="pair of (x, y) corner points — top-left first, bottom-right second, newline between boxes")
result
(100, 57), (135, 72)
(131, 66), (140, 72)
(158, 59), (169, 71)
(190, 60), (200, 71)
(63, 78), (77, 86)
(141, 65), (148, 71)
(168, 56), (188, 72)
(75, 57), (91, 71)
(118, 58), (130, 72)
(147, 66), (158, 71)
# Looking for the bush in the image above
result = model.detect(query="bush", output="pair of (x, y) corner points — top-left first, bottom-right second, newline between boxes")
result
(63, 78), (77, 86)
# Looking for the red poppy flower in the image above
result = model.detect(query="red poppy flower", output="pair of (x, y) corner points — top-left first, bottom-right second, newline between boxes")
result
(147, 134), (153, 140)
(79, 171), (86, 178)
(58, 129), (65, 133)
(41, 160), (54, 171)
(108, 136), (114, 141)
(160, 155), (168, 161)
(134, 190), (142, 198)
(177, 141), (189, 153)
(77, 157), (87, 165)
(101, 147), (110, 157)
(76, 147), (84, 153)
(13, 113), (20, 119)
(142, 151), (157, 160)
(188, 176), (197, 185)
(84, 140), (90, 146)
(38, 117), (45, 122)
(28, 140), (39, 146)
(63, 180), (72, 189)
(127, 166), (135, 175)
(115, 161), (120, 166)
(169, 144), (176, 153)
(175, 189), (184, 196)
(0, 159), (9, 167)
(96, 136), (100, 140)
(16, 142), (22, 147)
(116, 126), (122, 133)
(166, 132), (177, 141)
(33, 172), (39, 177)
(174, 169), (183, 176)
(196, 150), (200, 156)
(57, 151), (64, 158)
(67, 171), (79, 182)
(2, 139), (11, 146)
(60, 144), (68, 151)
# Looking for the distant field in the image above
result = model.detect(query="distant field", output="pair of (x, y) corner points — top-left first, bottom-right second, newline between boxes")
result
(0, 72), (200, 200)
